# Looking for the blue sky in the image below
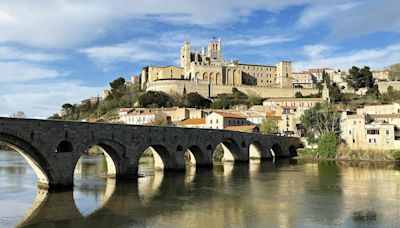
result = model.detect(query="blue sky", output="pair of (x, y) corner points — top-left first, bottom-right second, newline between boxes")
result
(0, 0), (399, 117)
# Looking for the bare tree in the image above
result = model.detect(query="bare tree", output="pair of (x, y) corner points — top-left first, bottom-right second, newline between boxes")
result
(386, 63), (400, 81)
(11, 111), (26, 118)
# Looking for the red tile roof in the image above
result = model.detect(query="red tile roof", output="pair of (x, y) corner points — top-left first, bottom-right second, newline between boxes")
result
(213, 112), (246, 119)
(181, 118), (206, 125)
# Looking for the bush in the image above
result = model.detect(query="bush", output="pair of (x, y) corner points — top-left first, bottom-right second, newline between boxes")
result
(390, 150), (400, 160)
(296, 148), (318, 157)
(317, 132), (340, 158)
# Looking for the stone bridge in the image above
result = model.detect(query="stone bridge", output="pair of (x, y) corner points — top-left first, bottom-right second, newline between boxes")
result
(0, 117), (302, 189)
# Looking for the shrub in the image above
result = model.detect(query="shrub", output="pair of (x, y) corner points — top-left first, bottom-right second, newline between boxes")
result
(390, 150), (400, 160)
(317, 132), (340, 158)
(296, 148), (318, 157)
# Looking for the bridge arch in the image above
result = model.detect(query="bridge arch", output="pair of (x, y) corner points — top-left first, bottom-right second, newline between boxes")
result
(249, 140), (263, 160)
(77, 139), (125, 178)
(186, 145), (209, 167)
(0, 133), (51, 188)
(289, 145), (297, 157)
(271, 143), (283, 158)
(138, 144), (180, 172)
(212, 138), (240, 163)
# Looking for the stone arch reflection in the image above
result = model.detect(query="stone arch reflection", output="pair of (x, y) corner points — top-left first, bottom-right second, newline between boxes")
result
(0, 134), (50, 189)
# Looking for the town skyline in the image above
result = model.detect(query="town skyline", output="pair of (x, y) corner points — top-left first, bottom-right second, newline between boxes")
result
(0, 0), (399, 117)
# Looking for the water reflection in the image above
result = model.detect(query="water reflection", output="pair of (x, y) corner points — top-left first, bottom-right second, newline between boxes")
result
(3, 150), (400, 227)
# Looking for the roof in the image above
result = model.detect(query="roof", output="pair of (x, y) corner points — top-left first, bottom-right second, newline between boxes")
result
(292, 71), (312, 75)
(213, 112), (246, 119)
(225, 125), (259, 132)
(181, 118), (206, 125)
(265, 97), (324, 102)
(280, 106), (297, 109)
(119, 108), (133, 112)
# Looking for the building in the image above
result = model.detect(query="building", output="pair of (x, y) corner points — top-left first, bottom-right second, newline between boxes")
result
(341, 113), (400, 151)
(263, 97), (326, 110)
(356, 103), (400, 115)
(141, 38), (293, 93)
(292, 71), (315, 88)
(205, 112), (248, 129)
(372, 70), (390, 81)
(180, 118), (207, 128)
(225, 125), (259, 133)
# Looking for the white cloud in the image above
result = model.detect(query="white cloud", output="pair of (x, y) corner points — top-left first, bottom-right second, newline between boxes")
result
(0, 0), (315, 48)
(0, 61), (60, 82)
(298, 0), (400, 39)
(0, 46), (65, 62)
(295, 43), (400, 71)
(224, 35), (296, 46)
(0, 82), (105, 117)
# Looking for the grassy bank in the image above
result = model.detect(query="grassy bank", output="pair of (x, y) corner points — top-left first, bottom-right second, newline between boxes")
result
(296, 148), (400, 162)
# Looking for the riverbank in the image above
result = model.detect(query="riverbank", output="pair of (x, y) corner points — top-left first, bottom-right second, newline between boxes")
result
(296, 148), (400, 162)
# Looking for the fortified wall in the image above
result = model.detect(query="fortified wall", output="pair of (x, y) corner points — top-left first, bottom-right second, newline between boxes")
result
(146, 80), (319, 98)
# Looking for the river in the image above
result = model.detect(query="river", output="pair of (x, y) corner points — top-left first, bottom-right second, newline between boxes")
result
(1, 149), (400, 227)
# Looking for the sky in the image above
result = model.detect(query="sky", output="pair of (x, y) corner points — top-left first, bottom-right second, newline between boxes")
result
(0, 0), (399, 117)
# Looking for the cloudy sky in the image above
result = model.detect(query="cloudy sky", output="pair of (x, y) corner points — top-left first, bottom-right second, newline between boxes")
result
(0, 0), (399, 117)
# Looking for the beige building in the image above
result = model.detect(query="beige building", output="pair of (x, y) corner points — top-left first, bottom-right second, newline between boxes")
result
(292, 71), (315, 88)
(180, 118), (207, 128)
(372, 70), (390, 81)
(141, 38), (293, 93)
(205, 112), (248, 130)
(341, 113), (400, 151)
(263, 97), (326, 110)
(356, 103), (400, 115)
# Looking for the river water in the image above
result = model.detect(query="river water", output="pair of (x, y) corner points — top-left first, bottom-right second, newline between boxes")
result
(1, 150), (400, 227)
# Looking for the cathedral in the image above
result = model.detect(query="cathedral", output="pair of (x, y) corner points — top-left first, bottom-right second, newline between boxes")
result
(141, 38), (293, 91)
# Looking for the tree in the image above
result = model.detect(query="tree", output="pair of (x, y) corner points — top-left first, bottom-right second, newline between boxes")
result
(139, 91), (172, 108)
(185, 92), (211, 108)
(386, 63), (400, 81)
(149, 113), (174, 126)
(317, 131), (340, 158)
(347, 66), (374, 91)
(301, 102), (341, 142)
(62, 103), (73, 114)
(259, 117), (279, 134)
(110, 77), (125, 91)
(295, 91), (303, 98)
(11, 111), (26, 118)
(329, 83), (342, 103)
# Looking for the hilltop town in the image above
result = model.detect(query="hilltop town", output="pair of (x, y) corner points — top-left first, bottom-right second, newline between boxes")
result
(51, 39), (400, 160)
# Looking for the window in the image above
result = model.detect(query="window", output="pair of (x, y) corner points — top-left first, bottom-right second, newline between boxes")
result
(367, 129), (380, 135)
(349, 130), (351, 134)
(353, 139), (355, 143)
(386, 130), (390, 135)
(353, 121), (356, 125)
(216, 119), (218, 124)
(210, 120), (212, 124)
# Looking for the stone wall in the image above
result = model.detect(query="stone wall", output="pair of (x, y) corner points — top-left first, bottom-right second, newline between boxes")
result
(146, 80), (319, 98)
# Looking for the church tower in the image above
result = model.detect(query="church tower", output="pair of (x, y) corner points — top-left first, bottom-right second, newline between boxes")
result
(207, 38), (222, 61)
(180, 41), (191, 70)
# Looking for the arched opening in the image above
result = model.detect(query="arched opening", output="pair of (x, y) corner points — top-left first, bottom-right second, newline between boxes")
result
(56, 140), (73, 153)
(138, 145), (175, 176)
(184, 145), (208, 167)
(289, 145), (297, 157)
(249, 141), (263, 160)
(212, 139), (240, 165)
(0, 134), (50, 189)
(73, 142), (121, 216)
(271, 143), (283, 158)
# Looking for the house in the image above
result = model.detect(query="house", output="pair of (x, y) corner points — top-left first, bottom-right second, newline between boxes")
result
(206, 112), (248, 129)
(263, 97), (326, 111)
(225, 125), (259, 133)
(180, 118), (207, 128)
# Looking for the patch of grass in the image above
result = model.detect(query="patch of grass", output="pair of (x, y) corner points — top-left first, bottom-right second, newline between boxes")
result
(296, 148), (318, 157)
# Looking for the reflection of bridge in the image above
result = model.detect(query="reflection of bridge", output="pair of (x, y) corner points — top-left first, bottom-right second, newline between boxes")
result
(0, 117), (302, 189)
(18, 161), (294, 227)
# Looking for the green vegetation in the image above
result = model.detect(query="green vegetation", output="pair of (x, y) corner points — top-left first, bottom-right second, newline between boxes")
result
(317, 132), (340, 158)
(211, 88), (263, 109)
(259, 117), (278, 134)
(301, 102), (341, 145)
(390, 150), (400, 161)
(50, 77), (212, 121)
(0, 142), (11, 151)
(296, 148), (318, 157)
